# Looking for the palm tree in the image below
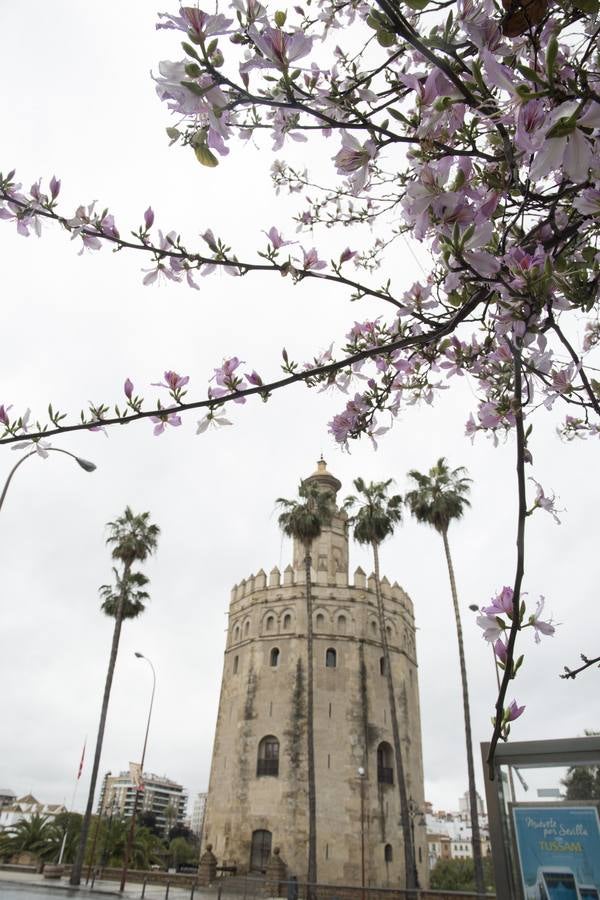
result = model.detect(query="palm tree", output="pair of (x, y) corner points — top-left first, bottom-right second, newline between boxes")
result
(70, 507), (160, 886)
(277, 479), (335, 897)
(343, 479), (417, 890)
(405, 459), (484, 895)
(2, 814), (60, 861)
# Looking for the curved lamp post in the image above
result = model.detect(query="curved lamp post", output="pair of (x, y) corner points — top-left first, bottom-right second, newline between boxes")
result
(408, 798), (425, 889)
(357, 767), (366, 900)
(119, 652), (156, 892)
(0, 448), (96, 512)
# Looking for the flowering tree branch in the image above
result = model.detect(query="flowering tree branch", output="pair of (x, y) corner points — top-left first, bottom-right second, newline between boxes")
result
(486, 342), (528, 777)
(3, 0), (600, 767)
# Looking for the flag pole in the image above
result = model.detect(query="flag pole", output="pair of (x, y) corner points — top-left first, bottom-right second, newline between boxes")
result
(58, 739), (86, 865)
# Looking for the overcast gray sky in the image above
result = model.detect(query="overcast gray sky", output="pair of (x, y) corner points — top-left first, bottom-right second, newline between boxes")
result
(1, 2), (597, 820)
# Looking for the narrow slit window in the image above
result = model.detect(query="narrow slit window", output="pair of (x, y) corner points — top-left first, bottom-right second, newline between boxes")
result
(325, 648), (337, 668)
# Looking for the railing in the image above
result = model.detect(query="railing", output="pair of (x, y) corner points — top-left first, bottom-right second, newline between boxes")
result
(377, 766), (394, 784)
(256, 759), (279, 776)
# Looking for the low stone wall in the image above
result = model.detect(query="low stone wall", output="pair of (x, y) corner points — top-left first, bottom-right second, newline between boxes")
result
(60, 865), (199, 887)
(0, 865), (38, 874)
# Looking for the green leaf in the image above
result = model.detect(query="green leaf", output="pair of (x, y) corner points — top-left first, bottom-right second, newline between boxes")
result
(404, 0), (429, 9)
(574, 0), (599, 12)
(181, 80), (207, 97)
(388, 108), (409, 123)
(376, 29), (396, 46)
(194, 144), (219, 167)
(546, 35), (558, 82)
(181, 41), (201, 61)
(274, 9), (287, 26)
(185, 63), (201, 78)
(515, 63), (546, 86)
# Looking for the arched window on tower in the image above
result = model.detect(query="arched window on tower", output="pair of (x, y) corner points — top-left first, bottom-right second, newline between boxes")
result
(283, 613), (292, 631)
(325, 648), (337, 668)
(377, 742), (394, 784)
(337, 614), (347, 634)
(370, 620), (377, 636)
(270, 647), (280, 668)
(316, 613), (325, 630)
(257, 735), (279, 776)
(379, 656), (386, 675)
(265, 615), (275, 633)
(233, 625), (240, 642)
(384, 844), (393, 863)
(244, 621), (250, 637)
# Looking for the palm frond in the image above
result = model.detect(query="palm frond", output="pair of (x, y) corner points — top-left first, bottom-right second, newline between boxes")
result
(344, 477), (403, 547)
(276, 480), (335, 548)
(406, 458), (471, 533)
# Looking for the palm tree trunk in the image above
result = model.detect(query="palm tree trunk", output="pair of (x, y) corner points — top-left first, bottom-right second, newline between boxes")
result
(441, 529), (485, 895)
(304, 547), (318, 900)
(372, 542), (416, 891)
(70, 561), (130, 885)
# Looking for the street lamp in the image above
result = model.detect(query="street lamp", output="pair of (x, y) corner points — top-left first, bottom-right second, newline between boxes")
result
(357, 767), (366, 900)
(119, 652), (156, 893)
(408, 798), (424, 889)
(0, 447), (96, 512)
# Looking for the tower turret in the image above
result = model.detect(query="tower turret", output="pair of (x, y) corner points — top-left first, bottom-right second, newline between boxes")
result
(292, 458), (349, 581)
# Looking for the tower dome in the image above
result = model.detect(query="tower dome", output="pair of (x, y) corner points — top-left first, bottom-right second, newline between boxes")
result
(303, 457), (342, 497)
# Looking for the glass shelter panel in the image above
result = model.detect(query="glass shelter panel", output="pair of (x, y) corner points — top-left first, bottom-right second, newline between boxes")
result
(483, 737), (600, 900)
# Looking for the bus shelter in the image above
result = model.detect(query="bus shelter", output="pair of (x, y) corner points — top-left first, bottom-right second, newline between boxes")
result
(482, 736), (600, 899)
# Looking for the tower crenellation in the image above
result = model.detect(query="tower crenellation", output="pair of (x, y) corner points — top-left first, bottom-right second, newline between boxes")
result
(203, 460), (426, 887)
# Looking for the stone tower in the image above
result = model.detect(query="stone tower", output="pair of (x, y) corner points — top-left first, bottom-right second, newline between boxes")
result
(202, 461), (427, 887)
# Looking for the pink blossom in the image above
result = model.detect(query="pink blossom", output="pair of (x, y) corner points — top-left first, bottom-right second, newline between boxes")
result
(573, 189), (600, 217)
(213, 357), (246, 402)
(328, 393), (369, 445)
(150, 411), (182, 435)
(529, 102), (594, 183)
(124, 379), (134, 400)
(506, 700), (525, 721)
(144, 207), (155, 229)
(529, 478), (562, 524)
(152, 371), (190, 391)
(494, 637), (508, 664)
(156, 7), (233, 38)
(483, 585), (514, 617)
(213, 357), (242, 386)
(263, 227), (293, 249)
(529, 597), (556, 643)
(339, 247), (357, 264)
(0, 404), (11, 426)
(246, 26), (313, 72)
(196, 412), (233, 433)
(49, 176), (61, 200)
(301, 247), (326, 271)
(476, 614), (504, 643)
(333, 131), (377, 194)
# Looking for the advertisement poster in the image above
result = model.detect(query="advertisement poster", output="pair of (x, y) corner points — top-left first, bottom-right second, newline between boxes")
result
(512, 804), (600, 899)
